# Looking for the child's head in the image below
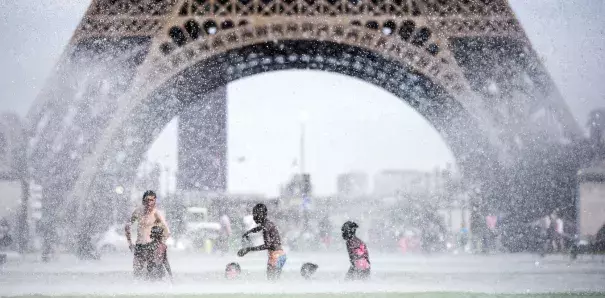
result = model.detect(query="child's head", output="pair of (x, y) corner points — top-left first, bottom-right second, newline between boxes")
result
(225, 262), (241, 279)
(341, 221), (358, 240)
(300, 262), (318, 280)
(252, 203), (268, 224)
(150, 226), (164, 241)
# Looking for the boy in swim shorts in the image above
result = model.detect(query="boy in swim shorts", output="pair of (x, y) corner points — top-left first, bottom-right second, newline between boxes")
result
(238, 203), (286, 280)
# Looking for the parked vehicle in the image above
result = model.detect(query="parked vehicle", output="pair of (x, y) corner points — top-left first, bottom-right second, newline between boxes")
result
(94, 224), (130, 254)
(183, 207), (221, 251)
(185, 207), (221, 232)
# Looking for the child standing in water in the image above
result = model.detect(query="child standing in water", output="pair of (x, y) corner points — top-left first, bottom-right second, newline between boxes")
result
(147, 226), (173, 282)
(341, 221), (371, 280)
(238, 203), (287, 280)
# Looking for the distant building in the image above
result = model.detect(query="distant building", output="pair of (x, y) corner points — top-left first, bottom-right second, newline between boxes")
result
(373, 169), (439, 197)
(373, 169), (424, 198)
(279, 173), (313, 209)
(577, 160), (605, 239)
(336, 172), (368, 198)
(280, 173), (312, 197)
(0, 180), (21, 219)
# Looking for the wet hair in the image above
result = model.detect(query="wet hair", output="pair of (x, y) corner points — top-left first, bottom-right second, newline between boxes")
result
(142, 190), (157, 201)
(301, 262), (318, 279)
(253, 203), (267, 215)
(252, 203), (268, 224)
(150, 226), (163, 240)
(341, 221), (358, 239)
(225, 262), (241, 279)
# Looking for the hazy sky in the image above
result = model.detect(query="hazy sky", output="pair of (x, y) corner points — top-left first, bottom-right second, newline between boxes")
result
(0, 1), (603, 196)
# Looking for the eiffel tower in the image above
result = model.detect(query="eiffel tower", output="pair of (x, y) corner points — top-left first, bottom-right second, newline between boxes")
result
(27, 0), (581, 232)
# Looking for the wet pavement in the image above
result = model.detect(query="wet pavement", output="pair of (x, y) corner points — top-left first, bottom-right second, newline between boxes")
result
(1, 252), (604, 296)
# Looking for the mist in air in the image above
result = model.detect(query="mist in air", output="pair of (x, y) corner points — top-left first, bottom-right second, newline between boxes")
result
(0, 0), (604, 297)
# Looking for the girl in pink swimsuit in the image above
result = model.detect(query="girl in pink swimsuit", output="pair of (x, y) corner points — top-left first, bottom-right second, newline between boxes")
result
(342, 221), (370, 280)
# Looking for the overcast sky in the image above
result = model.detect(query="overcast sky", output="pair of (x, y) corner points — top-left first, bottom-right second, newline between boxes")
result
(0, 1), (603, 196)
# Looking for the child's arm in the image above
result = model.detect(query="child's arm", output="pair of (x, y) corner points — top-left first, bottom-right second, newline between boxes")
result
(246, 243), (268, 252)
(238, 225), (264, 257)
(238, 242), (267, 256)
(242, 226), (262, 238)
(247, 223), (277, 252)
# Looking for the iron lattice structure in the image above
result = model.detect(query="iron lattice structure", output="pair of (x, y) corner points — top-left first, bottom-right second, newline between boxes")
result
(27, 0), (581, 233)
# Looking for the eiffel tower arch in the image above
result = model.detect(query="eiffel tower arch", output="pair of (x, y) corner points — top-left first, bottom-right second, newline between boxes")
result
(27, 0), (581, 234)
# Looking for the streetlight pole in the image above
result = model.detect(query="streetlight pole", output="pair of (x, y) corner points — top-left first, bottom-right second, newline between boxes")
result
(299, 111), (309, 231)
(300, 121), (305, 177)
(299, 111), (308, 177)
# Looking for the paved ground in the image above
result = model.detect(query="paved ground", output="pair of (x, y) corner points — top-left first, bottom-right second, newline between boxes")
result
(1, 252), (604, 296)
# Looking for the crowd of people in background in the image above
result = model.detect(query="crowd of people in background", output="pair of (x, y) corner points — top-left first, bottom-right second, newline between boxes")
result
(539, 211), (566, 255)
(1, 191), (602, 277)
(0, 218), (12, 265)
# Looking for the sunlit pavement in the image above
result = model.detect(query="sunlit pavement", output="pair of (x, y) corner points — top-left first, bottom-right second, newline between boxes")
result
(1, 252), (604, 296)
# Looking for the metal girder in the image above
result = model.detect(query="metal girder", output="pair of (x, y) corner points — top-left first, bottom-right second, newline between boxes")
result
(25, 0), (583, 235)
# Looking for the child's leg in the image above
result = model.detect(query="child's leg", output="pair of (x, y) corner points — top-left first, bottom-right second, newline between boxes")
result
(267, 265), (278, 280)
(345, 266), (355, 280)
(345, 267), (370, 281)
(273, 254), (287, 280)
(267, 251), (287, 280)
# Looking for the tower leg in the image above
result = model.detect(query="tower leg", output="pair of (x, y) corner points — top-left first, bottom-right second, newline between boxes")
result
(177, 86), (227, 193)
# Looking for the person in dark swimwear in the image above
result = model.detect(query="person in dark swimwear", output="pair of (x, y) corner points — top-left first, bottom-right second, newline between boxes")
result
(341, 221), (370, 280)
(237, 203), (287, 280)
(146, 226), (173, 282)
(125, 190), (170, 279)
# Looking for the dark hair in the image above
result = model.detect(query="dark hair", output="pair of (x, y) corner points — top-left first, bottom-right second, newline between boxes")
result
(301, 262), (318, 279)
(150, 226), (163, 239)
(226, 262), (241, 272)
(341, 221), (358, 239)
(253, 203), (267, 215)
(342, 221), (358, 232)
(142, 190), (157, 201)
(225, 262), (241, 279)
